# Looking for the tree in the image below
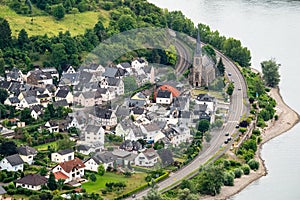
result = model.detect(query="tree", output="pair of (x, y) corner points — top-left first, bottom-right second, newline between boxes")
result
(117, 15), (137, 32)
(51, 43), (67, 67)
(57, 178), (65, 191)
(123, 76), (138, 94)
(52, 4), (66, 20)
(39, 166), (48, 176)
(94, 20), (106, 42)
(223, 172), (234, 186)
(261, 59), (280, 87)
(196, 165), (225, 196)
(247, 159), (259, 171)
(0, 88), (8, 104)
(20, 108), (34, 124)
(97, 164), (105, 176)
(217, 57), (225, 76)
(178, 188), (198, 200)
(0, 18), (12, 49)
(0, 141), (17, 156)
(143, 189), (163, 200)
(57, 136), (73, 151)
(90, 173), (97, 182)
(48, 172), (58, 190)
(18, 29), (29, 48)
(226, 82), (234, 96)
(198, 119), (210, 133)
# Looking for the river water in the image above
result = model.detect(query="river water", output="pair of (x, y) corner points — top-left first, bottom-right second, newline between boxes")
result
(149, 0), (300, 199)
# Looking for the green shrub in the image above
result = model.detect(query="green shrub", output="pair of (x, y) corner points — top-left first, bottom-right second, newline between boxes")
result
(233, 168), (243, 178)
(223, 172), (234, 186)
(242, 164), (250, 175)
(252, 129), (261, 136)
(274, 114), (279, 120)
(248, 159), (259, 171)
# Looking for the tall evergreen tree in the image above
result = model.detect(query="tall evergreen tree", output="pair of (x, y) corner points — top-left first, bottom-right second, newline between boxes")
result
(0, 18), (12, 49)
(217, 57), (225, 76)
(18, 29), (29, 48)
(48, 172), (58, 190)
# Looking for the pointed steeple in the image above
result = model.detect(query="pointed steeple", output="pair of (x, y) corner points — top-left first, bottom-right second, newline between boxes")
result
(195, 29), (202, 56)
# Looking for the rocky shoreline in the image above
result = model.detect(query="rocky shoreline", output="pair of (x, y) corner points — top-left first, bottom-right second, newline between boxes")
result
(202, 87), (300, 200)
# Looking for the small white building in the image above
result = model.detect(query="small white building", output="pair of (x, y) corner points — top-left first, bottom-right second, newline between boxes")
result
(15, 174), (47, 191)
(0, 154), (24, 172)
(134, 148), (158, 167)
(55, 89), (73, 104)
(51, 149), (74, 163)
(84, 125), (105, 144)
(156, 90), (173, 105)
(17, 146), (38, 165)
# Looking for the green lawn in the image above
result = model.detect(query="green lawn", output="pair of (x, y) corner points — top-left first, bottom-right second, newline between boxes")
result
(0, 5), (110, 36)
(82, 172), (147, 198)
(34, 141), (57, 151)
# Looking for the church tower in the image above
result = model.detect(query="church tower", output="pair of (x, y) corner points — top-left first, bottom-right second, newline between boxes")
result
(192, 30), (203, 87)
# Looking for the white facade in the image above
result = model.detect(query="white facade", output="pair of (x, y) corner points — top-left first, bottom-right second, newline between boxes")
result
(52, 163), (84, 183)
(84, 158), (99, 172)
(19, 154), (35, 165)
(0, 158), (23, 172)
(15, 183), (42, 191)
(134, 152), (158, 167)
(51, 151), (74, 163)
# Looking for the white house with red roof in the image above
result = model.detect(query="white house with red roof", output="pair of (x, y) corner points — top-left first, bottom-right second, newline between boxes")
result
(52, 158), (85, 183)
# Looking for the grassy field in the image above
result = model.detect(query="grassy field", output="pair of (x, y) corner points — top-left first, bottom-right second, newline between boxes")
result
(82, 172), (147, 198)
(0, 5), (110, 37)
(34, 141), (57, 151)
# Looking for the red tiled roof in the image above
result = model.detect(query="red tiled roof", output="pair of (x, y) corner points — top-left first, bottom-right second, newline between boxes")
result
(54, 171), (69, 180)
(59, 158), (85, 173)
(158, 85), (180, 97)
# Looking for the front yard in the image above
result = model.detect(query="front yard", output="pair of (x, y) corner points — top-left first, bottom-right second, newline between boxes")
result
(82, 172), (147, 199)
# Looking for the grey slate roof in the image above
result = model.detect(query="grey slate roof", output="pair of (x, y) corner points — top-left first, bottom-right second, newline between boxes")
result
(196, 94), (215, 102)
(5, 154), (24, 166)
(0, 80), (11, 89)
(6, 67), (22, 80)
(57, 149), (74, 155)
(7, 97), (20, 104)
(24, 96), (38, 104)
(56, 90), (69, 98)
(85, 125), (101, 133)
(107, 77), (120, 86)
(15, 174), (47, 186)
(94, 107), (112, 119)
(17, 146), (38, 156)
(53, 99), (68, 108)
(157, 149), (174, 166)
(132, 107), (144, 115)
(8, 82), (21, 94)
(119, 62), (131, 68)
(128, 99), (145, 107)
(157, 90), (171, 98)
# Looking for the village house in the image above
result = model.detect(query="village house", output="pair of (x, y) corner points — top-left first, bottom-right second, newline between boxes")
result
(90, 107), (117, 129)
(4, 96), (20, 107)
(41, 67), (59, 79)
(73, 91), (96, 107)
(76, 141), (103, 155)
(52, 158), (85, 183)
(83, 125), (105, 145)
(6, 67), (24, 83)
(17, 146), (38, 165)
(156, 90), (173, 105)
(19, 96), (38, 109)
(141, 122), (165, 143)
(0, 154), (24, 172)
(115, 119), (146, 141)
(134, 148), (158, 167)
(99, 77), (124, 96)
(15, 174), (47, 191)
(162, 125), (191, 147)
(44, 120), (60, 133)
(26, 69), (53, 87)
(55, 89), (73, 104)
(131, 58), (147, 69)
(102, 67), (126, 79)
(51, 149), (75, 163)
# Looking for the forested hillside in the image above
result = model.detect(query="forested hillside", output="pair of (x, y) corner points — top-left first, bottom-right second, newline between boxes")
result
(0, 0), (251, 75)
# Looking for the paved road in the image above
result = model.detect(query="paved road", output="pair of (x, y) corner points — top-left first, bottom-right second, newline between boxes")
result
(127, 35), (248, 200)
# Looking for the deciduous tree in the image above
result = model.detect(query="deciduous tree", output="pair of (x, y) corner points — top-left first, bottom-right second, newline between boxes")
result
(261, 59), (280, 87)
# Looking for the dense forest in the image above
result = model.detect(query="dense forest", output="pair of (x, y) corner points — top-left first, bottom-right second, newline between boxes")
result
(0, 0), (251, 76)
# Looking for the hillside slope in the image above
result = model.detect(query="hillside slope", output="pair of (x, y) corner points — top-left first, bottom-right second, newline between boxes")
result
(0, 5), (109, 36)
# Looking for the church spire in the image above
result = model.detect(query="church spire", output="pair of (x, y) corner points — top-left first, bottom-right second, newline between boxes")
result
(195, 29), (202, 56)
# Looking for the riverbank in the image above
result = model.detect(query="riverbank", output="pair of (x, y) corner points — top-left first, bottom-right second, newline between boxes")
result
(202, 87), (300, 200)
